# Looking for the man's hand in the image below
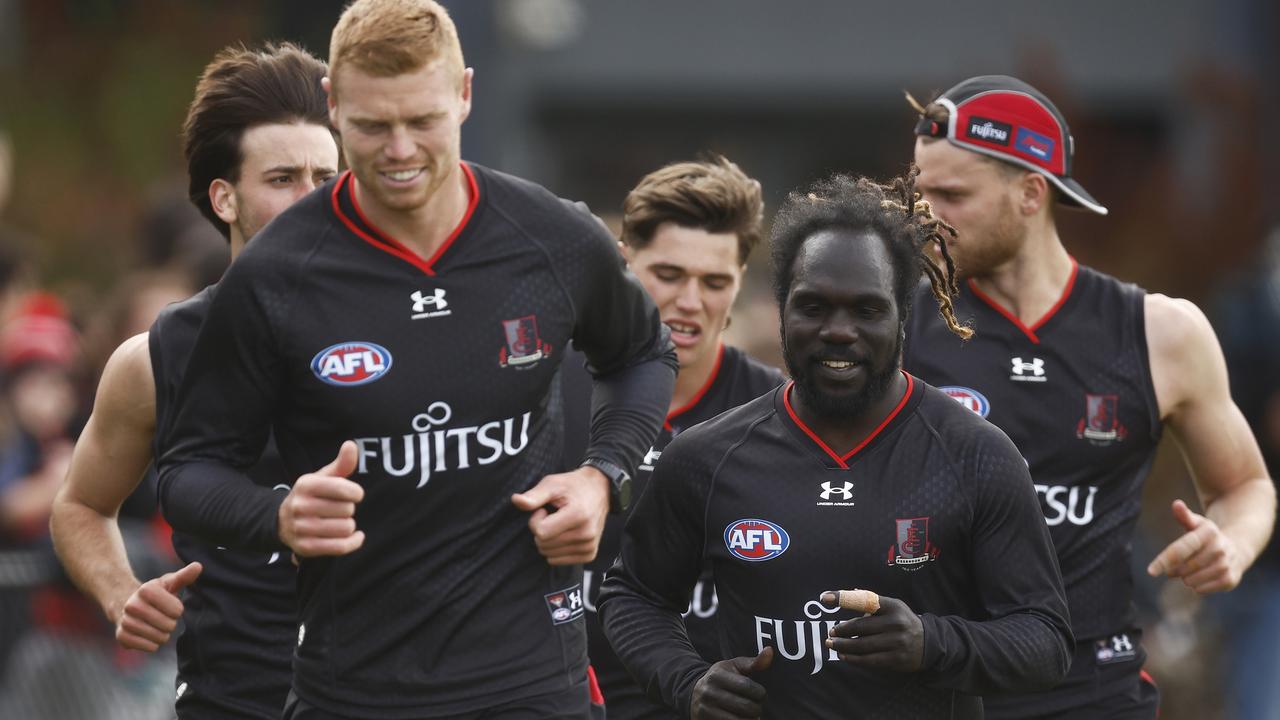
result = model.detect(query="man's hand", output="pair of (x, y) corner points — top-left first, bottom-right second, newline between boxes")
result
(115, 561), (202, 652)
(826, 594), (924, 672)
(1147, 499), (1243, 593)
(511, 466), (609, 565)
(690, 647), (772, 720)
(278, 441), (365, 557)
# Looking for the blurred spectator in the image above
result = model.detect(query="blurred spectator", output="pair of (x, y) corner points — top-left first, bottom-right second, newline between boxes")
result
(1210, 226), (1280, 720)
(82, 269), (196, 389)
(0, 291), (81, 536)
(0, 290), (171, 719)
(137, 189), (229, 289)
(0, 292), (82, 685)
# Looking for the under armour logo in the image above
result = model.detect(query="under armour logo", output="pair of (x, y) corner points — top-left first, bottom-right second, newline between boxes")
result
(568, 589), (583, 610)
(411, 289), (451, 319)
(1010, 356), (1046, 382)
(1112, 633), (1133, 653)
(819, 481), (854, 501)
(639, 447), (661, 471)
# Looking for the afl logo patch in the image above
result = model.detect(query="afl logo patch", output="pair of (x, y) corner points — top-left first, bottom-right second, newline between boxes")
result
(311, 342), (393, 386)
(940, 386), (990, 418)
(725, 519), (790, 562)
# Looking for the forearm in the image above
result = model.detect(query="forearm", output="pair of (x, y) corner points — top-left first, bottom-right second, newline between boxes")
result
(919, 610), (1072, 694)
(1206, 476), (1276, 569)
(157, 461), (287, 552)
(599, 575), (708, 715)
(585, 346), (678, 476)
(49, 496), (139, 622)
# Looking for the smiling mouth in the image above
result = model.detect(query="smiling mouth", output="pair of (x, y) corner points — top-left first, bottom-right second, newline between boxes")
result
(380, 168), (425, 183)
(666, 320), (700, 337)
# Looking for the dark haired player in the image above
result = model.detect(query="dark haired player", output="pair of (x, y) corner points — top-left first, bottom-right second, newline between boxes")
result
(49, 43), (338, 719)
(562, 157), (784, 720)
(904, 75), (1275, 719)
(599, 171), (1073, 719)
(155, 1), (675, 718)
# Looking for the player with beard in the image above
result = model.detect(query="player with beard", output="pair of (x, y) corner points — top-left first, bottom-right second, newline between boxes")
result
(49, 43), (339, 719)
(155, 1), (675, 718)
(560, 157), (784, 720)
(599, 170), (1073, 719)
(904, 75), (1275, 719)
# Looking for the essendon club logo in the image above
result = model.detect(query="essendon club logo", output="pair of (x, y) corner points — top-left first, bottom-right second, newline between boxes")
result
(887, 517), (939, 571)
(1076, 393), (1127, 445)
(498, 315), (552, 369)
(543, 584), (584, 626)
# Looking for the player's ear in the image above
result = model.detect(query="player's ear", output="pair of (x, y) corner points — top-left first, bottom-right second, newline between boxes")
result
(323, 76), (339, 126)
(1019, 172), (1051, 217)
(210, 179), (238, 225)
(458, 68), (474, 124)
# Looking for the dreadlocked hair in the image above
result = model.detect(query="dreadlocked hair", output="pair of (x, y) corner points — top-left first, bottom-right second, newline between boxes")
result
(770, 166), (972, 340)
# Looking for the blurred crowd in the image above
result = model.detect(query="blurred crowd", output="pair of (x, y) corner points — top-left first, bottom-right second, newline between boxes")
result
(0, 126), (223, 718)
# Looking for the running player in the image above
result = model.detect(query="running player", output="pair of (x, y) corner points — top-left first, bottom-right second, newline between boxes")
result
(562, 157), (784, 719)
(904, 74), (1276, 719)
(599, 170), (1073, 719)
(49, 43), (338, 719)
(154, 1), (676, 718)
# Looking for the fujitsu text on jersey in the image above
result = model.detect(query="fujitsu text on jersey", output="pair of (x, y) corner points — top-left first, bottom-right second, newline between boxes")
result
(352, 401), (532, 488)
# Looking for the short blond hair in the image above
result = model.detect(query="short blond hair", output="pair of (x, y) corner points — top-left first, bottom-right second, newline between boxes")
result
(329, 0), (464, 90)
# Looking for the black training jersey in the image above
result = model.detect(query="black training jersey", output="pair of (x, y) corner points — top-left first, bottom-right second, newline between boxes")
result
(157, 163), (672, 718)
(564, 344), (784, 720)
(904, 261), (1161, 643)
(150, 286), (294, 720)
(599, 376), (1073, 719)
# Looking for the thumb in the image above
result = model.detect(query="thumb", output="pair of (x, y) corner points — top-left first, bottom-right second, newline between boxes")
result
(161, 562), (203, 593)
(739, 646), (774, 675)
(1171, 499), (1204, 533)
(319, 440), (359, 479)
(512, 479), (555, 512)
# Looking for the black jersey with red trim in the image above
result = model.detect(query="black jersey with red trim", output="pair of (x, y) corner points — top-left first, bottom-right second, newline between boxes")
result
(563, 344), (784, 720)
(599, 376), (1073, 719)
(150, 286), (294, 720)
(903, 262), (1161, 645)
(156, 163), (674, 718)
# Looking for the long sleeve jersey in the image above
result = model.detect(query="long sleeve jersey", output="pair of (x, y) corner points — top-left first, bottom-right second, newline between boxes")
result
(599, 376), (1072, 719)
(563, 343), (783, 719)
(156, 163), (676, 718)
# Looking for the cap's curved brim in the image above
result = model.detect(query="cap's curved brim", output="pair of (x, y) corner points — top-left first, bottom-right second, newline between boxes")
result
(1054, 175), (1108, 216)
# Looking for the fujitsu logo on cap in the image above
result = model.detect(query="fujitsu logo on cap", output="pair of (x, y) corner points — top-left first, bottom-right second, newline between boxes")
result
(965, 117), (1011, 146)
(725, 519), (790, 562)
(311, 342), (393, 386)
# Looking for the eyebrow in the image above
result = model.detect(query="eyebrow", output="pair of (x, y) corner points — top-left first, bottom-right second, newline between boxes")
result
(649, 262), (736, 281)
(263, 164), (339, 176)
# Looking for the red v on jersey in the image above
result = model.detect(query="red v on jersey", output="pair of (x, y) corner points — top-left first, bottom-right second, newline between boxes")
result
(329, 163), (479, 277)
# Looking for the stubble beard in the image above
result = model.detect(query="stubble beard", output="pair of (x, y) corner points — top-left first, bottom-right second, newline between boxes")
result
(783, 332), (903, 422)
